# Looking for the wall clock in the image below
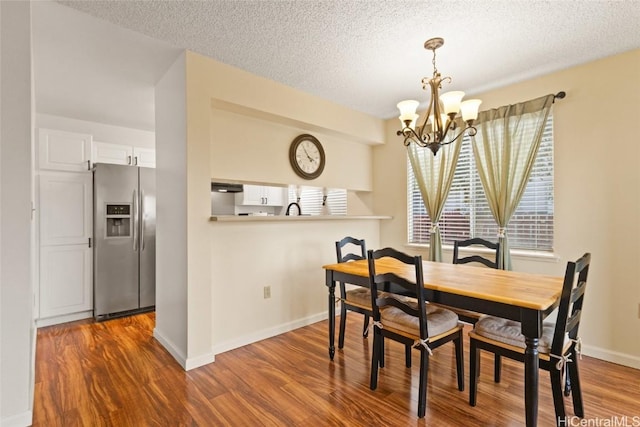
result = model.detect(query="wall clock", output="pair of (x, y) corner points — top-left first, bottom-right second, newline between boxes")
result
(289, 134), (325, 180)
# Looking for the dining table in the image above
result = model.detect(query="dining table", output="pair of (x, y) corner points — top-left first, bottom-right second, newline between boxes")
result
(323, 257), (564, 427)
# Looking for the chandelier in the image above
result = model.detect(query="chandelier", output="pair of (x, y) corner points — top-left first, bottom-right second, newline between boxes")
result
(397, 37), (482, 155)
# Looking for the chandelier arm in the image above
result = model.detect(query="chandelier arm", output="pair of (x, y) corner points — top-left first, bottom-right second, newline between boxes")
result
(398, 127), (428, 147)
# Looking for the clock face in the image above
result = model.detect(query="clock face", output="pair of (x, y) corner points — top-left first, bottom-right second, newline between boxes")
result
(289, 134), (325, 179)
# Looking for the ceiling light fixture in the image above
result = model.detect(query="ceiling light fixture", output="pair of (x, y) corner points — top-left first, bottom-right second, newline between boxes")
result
(397, 37), (481, 155)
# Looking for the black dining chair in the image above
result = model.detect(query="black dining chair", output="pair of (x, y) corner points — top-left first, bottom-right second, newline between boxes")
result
(368, 247), (465, 418)
(335, 237), (413, 367)
(335, 236), (370, 349)
(443, 238), (502, 324)
(468, 253), (591, 427)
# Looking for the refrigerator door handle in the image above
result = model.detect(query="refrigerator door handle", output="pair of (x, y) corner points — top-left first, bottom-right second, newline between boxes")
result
(132, 189), (138, 251)
(140, 189), (145, 251)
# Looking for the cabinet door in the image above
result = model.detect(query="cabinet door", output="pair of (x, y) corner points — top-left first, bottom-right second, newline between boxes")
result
(264, 186), (284, 206)
(39, 245), (92, 318)
(39, 172), (92, 246)
(93, 141), (133, 165)
(236, 184), (264, 205)
(39, 128), (92, 172)
(133, 147), (155, 168)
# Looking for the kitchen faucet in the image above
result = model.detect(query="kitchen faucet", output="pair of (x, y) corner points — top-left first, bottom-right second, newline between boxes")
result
(285, 202), (301, 216)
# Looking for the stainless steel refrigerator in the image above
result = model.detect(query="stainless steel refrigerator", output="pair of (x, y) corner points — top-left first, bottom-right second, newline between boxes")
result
(93, 163), (155, 320)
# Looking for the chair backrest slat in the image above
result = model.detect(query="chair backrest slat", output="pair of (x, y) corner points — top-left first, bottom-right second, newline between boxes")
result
(453, 238), (501, 269)
(336, 236), (366, 263)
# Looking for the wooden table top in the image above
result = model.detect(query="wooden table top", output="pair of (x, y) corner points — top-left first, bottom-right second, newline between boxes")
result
(323, 258), (563, 311)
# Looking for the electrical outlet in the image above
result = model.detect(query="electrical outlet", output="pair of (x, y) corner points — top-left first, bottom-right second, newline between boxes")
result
(264, 286), (271, 299)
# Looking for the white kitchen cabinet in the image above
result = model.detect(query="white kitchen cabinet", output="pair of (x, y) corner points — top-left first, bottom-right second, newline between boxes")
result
(39, 244), (92, 318)
(236, 185), (285, 206)
(38, 128), (92, 172)
(93, 141), (133, 166)
(93, 142), (156, 168)
(133, 147), (155, 168)
(39, 172), (92, 246)
(38, 171), (93, 322)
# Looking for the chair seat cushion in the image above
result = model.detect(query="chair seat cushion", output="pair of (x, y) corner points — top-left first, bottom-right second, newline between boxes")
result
(473, 316), (555, 354)
(345, 288), (372, 308)
(381, 304), (459, 338)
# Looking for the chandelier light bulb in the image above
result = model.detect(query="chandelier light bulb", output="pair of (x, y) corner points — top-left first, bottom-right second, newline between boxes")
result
(460, 99), (482, 122)
(440, 91), (465, 115)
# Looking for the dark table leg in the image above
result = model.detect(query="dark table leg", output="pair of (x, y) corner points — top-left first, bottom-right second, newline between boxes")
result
(524, 336), (540, 427)
(522, 310), (542, 427)
(326, 270), (335, 360)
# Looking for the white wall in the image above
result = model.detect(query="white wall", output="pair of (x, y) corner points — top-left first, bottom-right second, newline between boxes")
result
(153, 53), (193, 368)
(36, 114), (155, 149)
(375, 49), (640, 368)
(1, 1), (35, 425)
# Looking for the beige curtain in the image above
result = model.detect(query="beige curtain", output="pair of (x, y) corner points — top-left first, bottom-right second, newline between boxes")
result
(471, 94), (555, 270)
(407, 123), (463, 262)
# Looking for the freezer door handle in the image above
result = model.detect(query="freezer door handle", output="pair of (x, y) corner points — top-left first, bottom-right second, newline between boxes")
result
(132, 189), (138, 251)
(140, 189), (146, 251)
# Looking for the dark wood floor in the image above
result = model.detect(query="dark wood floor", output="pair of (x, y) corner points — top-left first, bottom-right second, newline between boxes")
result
(34, 312), (640, 426)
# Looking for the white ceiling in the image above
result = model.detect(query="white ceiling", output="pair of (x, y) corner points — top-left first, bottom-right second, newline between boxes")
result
(33, 0), (640, 132)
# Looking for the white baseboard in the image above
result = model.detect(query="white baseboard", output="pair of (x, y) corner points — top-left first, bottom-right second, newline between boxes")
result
(582, 344), (640, 370)
(152, 327), (215, 371)
(36, 310), (93, 327)
(212, 311), (329, 356)
(1, 410), (32, 427)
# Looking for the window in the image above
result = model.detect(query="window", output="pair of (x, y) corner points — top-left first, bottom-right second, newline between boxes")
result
(407, 116), (554, 251)
(287, 186), (347, 215)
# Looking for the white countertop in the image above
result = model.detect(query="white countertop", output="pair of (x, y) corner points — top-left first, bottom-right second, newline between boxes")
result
(210, 215), (392, 222)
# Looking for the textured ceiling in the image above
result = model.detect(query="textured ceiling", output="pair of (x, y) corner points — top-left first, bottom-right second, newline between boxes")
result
(35, 0), (640, 131)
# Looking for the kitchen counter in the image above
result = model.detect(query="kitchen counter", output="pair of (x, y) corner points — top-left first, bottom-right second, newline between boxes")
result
(210, 215), (392, 222)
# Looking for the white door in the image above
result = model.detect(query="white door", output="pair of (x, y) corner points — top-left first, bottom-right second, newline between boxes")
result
(93, 141), (133, 166)
(38, 171), (93, 320)
(39, 245), (92, 318)
(133, 147), (155, 168)
(38, 128), (92, 172)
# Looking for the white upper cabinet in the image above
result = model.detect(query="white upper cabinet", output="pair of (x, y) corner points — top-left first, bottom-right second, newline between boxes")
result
(38, 128), (92, 172)
(236, 185), (285, 206)
(133, 147), (156, 168)
(93, 141), (155, 168)
(93, 141), (133, 166)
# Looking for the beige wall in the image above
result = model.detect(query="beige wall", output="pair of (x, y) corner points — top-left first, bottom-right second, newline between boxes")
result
(375, 49), (640, 367)
(210, 219), (381, 354)
(178, 51), (387, 360)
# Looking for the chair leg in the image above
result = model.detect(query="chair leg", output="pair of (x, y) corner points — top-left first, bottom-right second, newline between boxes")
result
(362, 314), (370, 338)
(417, 348), (429, 418)
(469, 338), (480, 406)
(370, 330), (380, 390)
(338, 304), (347, 349)
(379, 335), (385, 368)
(454, 331), (465, 391)
(494, 354), (502, 383)
(550, 369), (567, 426)
(405, 344), (412, 368)
(568, 357), (584, 417)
